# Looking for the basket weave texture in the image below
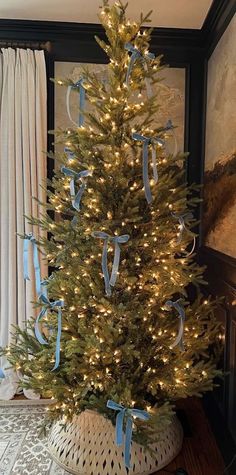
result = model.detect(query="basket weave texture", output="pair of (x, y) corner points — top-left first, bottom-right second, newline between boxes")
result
(48, 409), (183, 475)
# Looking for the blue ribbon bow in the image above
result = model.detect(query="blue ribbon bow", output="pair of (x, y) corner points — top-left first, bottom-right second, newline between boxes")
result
(172, 212), (196, 256)
(125, 43), (155, 98)
(132, 133), (164, 204)
(66, 78), (86, 127)
(107, 400), (150, 469)
(165, 299), (185, 350)
(23, 233), (42, 297)
(92, 232), (130, 296)
(35, 286), (64, 372)
(61, 166), (92, 213)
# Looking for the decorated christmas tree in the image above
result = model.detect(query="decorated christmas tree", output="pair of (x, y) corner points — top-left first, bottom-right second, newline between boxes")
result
(2, 0), (221, 468)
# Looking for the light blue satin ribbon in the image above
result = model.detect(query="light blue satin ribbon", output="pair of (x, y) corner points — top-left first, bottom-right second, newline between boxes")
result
(132, 133), (164, 204)
(66, 78), (86, 127)
(92, 232), (130, 296)
(107, 400), (150, 469)
(61, 167), (92, 212)
(35, 288), (64, 371)
(125, 43), (155, 98)
(165, 299), (185, 350)
(23, 233), (42, 297)
(172, 212), (196, 256)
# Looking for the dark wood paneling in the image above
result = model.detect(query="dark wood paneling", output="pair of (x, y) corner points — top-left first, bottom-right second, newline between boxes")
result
(200, 247), (236, 469)
(203, 393), (236, 475)
(200, 247), (236, 289)
(229, 319), (236, 440)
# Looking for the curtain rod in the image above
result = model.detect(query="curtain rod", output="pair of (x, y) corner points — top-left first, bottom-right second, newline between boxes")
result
(0, 40), (51, 51)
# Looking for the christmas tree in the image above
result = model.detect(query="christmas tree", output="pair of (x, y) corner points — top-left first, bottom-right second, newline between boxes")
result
(2, 0), (221, 455)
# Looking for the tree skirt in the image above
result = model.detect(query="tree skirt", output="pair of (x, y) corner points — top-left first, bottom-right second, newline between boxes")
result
(0, 401), (69, 475)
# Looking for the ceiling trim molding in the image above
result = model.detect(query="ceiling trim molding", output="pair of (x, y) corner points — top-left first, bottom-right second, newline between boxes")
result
(0, 19), (201, 47)
(201, 0), (236, 55)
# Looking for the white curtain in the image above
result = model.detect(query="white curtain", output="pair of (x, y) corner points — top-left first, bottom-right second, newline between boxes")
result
(0, 48), (47, 391)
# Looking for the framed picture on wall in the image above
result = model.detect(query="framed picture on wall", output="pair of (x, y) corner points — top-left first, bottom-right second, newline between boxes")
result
(54, 61), (186, 155)
(203, 14), (236, 259)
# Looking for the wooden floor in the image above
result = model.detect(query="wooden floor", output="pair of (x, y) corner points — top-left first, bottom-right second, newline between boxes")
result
(155, 398), (225, 475)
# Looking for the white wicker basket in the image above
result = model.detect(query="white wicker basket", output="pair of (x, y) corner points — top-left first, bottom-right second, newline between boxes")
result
(48, 410), (183, 475)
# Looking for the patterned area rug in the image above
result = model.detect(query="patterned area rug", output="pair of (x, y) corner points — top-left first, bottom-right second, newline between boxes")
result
(0, 402), (70, 475)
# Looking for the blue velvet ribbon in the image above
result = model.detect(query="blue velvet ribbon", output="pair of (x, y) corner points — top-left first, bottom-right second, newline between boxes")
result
(165, 299), (185, 350)
(61, 166), (92, 212)
(132, 133), (164, 204)
(125, 43), (155, 98)
(35, 286), (64, 371)
(66, 78), (86, 127)
(92, 232), (130, 296)
(172, 212), (196, 256)
(107, 400), (150, 469)
(23, 233), (42, 297)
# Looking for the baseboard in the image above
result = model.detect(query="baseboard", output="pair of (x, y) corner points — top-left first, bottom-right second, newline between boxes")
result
(0, 398), (53, 406)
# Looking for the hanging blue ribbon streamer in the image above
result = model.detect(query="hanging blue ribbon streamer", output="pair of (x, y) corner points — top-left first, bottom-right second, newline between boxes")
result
(161, 119), (174, 132)
(107, 400), (150, 469)
(132, 120), (177, 203)
(34, 281), (49, 346)
(165, 299), (185, 350)
(23, 233), (42, 297)
(23, 236), (64, 371)
(35, 289), (64, 371)
(0, 368), (5, 378)
(92, 232), (130, 297)
(61, 166), (92, 212)
(159, 120), (179, 157)
(172, 212), (193, 245)
(125, 43), (155, 98)
(132, 133), (164, 204)
(172, 212), (196, 256)
(66, 78), (86, 127)
(64, 147), (75, 161)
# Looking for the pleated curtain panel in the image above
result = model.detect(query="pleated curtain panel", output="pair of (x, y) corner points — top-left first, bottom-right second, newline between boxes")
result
(0, 48), (47, 399)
